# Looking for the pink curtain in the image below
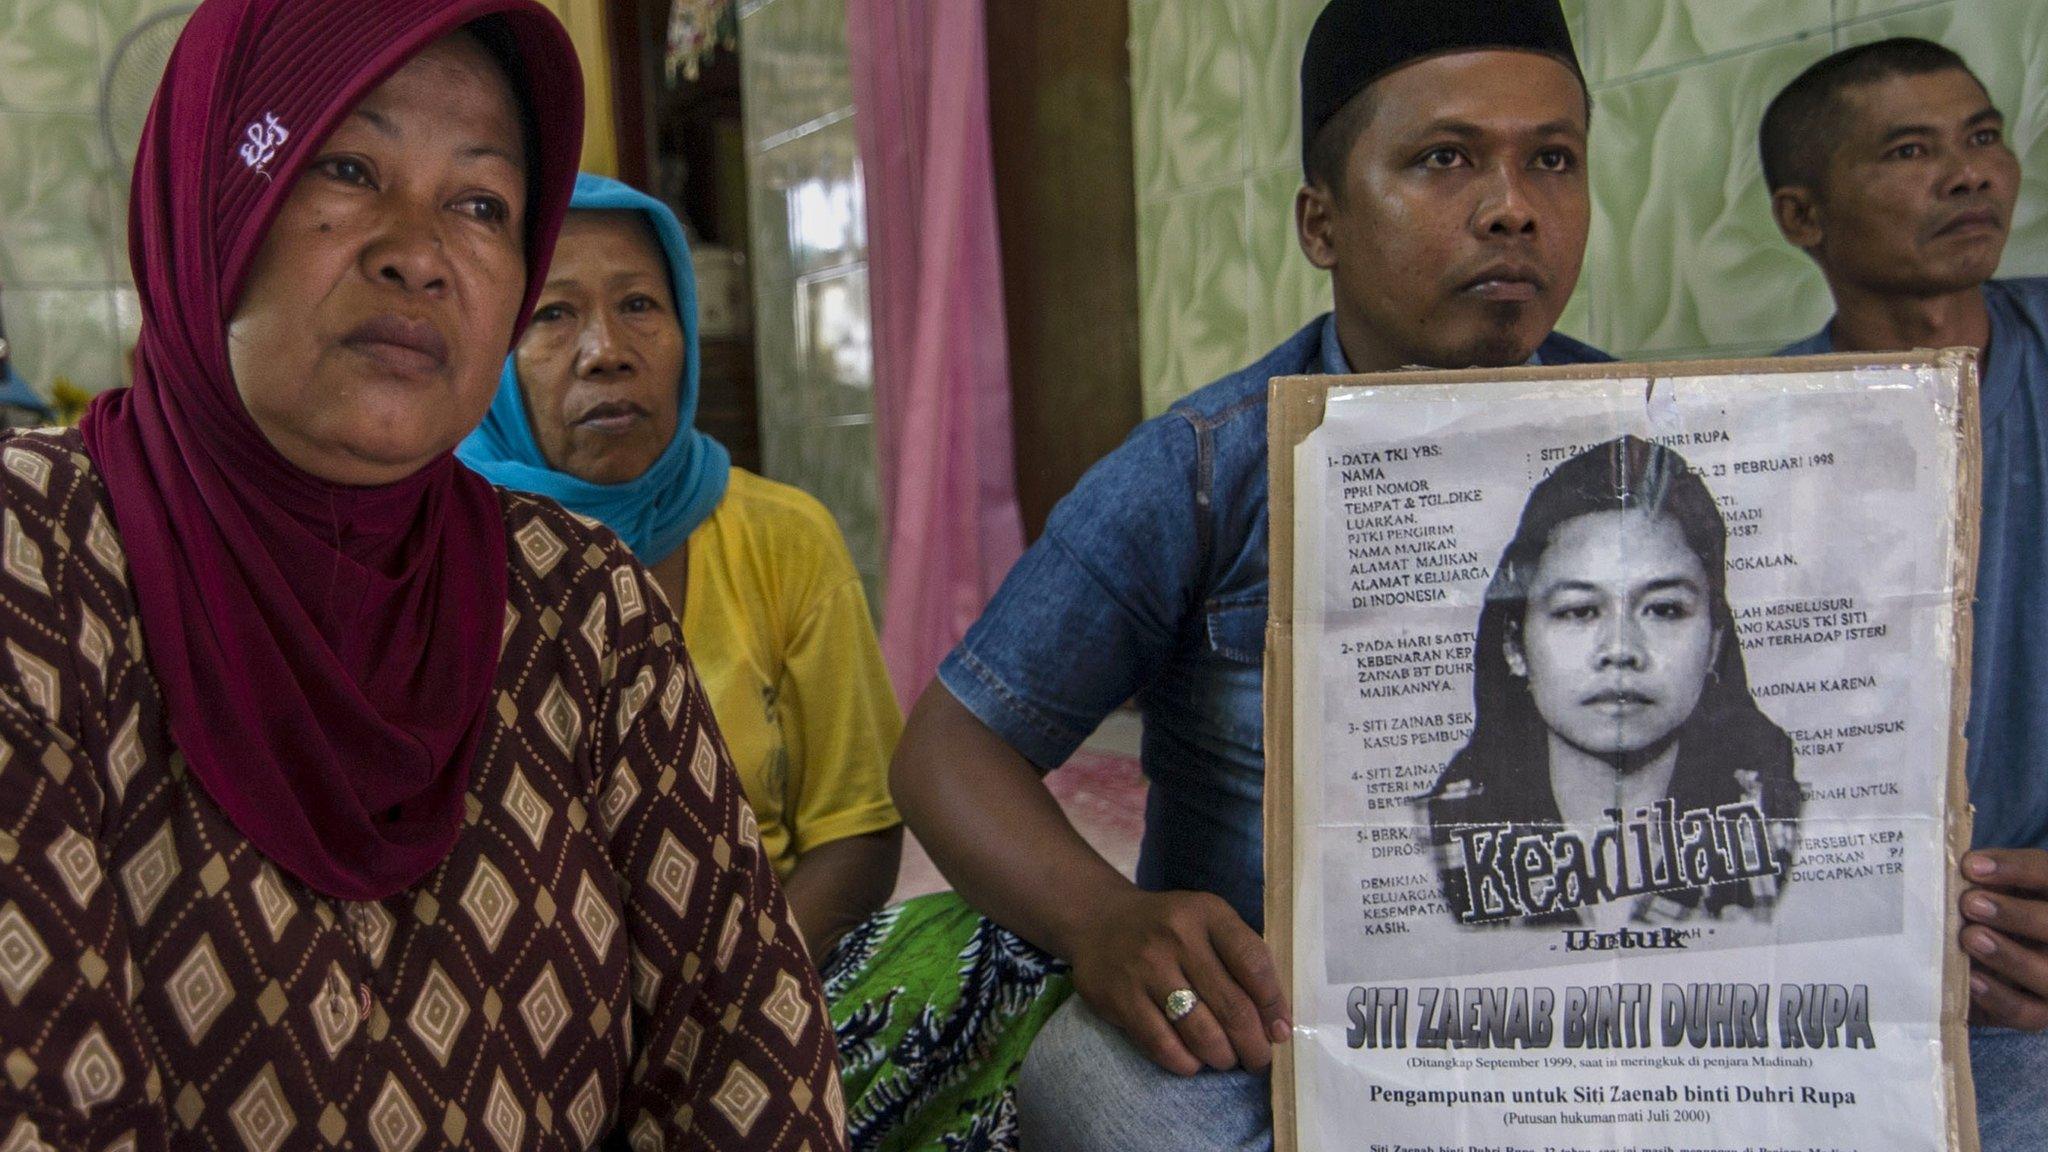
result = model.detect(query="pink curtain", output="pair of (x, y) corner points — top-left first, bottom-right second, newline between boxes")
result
(848, 0), (1026, 710)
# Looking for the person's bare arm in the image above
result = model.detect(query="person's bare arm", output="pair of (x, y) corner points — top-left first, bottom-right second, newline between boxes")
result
(891, 683), (1290, 1075)
(782, 825), (903, 961)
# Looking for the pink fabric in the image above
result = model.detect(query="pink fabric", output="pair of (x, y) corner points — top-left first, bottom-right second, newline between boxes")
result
(78, 0), (584, 901)
(848, 0), (1026, 709)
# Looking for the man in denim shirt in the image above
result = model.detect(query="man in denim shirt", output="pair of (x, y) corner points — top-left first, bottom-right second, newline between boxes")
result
(1761, 39), (2048, 1152)
(892, 2), (1608, 1147)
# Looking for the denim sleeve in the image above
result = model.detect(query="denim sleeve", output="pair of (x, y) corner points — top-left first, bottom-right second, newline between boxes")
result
(938, 411), (1204, 771)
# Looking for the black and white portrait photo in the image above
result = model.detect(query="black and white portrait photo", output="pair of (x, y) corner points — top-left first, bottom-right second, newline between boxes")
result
(1427, 436), (1802, 929)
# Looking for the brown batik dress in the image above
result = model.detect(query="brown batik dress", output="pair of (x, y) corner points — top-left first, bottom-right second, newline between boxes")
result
(0, 428), (847, 1151)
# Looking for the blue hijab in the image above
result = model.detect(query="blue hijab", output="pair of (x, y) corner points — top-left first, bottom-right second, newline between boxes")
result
(458, 173), (730, 564)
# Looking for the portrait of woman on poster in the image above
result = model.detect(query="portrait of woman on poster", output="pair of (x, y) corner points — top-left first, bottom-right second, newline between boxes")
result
(1428, 436), (1801, 930)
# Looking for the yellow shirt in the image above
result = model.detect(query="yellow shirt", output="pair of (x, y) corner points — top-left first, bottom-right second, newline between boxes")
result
(680, 468), (902, 877)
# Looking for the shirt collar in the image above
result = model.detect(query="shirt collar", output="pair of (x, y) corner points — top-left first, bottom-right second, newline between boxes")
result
(1319, 311), (1547, 373)
(1319, 313), (1353, 375)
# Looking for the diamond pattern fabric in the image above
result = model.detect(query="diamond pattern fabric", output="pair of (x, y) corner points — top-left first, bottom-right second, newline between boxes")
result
(0, 429), (845, 1149)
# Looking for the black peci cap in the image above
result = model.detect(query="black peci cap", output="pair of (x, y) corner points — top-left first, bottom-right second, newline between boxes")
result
(1300, 0), (1583, 173)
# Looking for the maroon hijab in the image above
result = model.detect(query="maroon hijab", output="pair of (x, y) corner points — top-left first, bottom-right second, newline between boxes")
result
(78, 0), (583, 900)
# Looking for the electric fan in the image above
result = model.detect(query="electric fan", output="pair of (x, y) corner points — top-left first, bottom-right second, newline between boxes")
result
(99, 6), (198, 176)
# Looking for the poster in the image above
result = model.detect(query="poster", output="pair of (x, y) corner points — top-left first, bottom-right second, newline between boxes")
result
(1267, 352), (1979, 1152)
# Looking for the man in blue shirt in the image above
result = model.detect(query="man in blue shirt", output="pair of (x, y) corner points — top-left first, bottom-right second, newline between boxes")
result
(0, 292), (54, 428)
(0, 356), (49, 428)
(1762, 38), (2048, 1152)
(889, 2), (1606, 1147)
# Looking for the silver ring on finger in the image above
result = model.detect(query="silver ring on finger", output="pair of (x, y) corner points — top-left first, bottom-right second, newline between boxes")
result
(1163, 987), (1199, 1022)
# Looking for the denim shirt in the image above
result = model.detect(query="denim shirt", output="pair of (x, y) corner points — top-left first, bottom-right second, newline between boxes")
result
(939, 314), (1610, 931)
(1781, 278), (2048, 851)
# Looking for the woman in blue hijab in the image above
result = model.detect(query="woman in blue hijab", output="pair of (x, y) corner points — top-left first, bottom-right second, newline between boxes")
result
(462, 174), (1073, 1150)
(459, 174), (727, 563)
(461, 172), (902, 954)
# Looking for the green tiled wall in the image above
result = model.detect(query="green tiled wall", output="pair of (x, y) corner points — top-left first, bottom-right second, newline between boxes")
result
(1131, 0), (2048, 414)
(0, 0), (188, 401)
(737, 0), (884, 609)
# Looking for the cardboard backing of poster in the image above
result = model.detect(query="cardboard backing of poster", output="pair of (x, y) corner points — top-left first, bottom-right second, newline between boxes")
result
(1266, 351), (1980, 1152)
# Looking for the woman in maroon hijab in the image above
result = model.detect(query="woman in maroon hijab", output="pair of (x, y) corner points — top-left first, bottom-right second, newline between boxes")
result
(0, 2), (843, 1148)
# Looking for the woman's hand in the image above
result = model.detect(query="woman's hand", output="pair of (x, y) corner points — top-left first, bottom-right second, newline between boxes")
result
(782, 826), (903, 961)
(1961, 848), (2048, 1031)
(1066, 887), (1292, 1076)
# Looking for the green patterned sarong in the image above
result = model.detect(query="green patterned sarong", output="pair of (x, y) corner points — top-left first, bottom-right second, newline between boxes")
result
(823, 892), (1074, 1151)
